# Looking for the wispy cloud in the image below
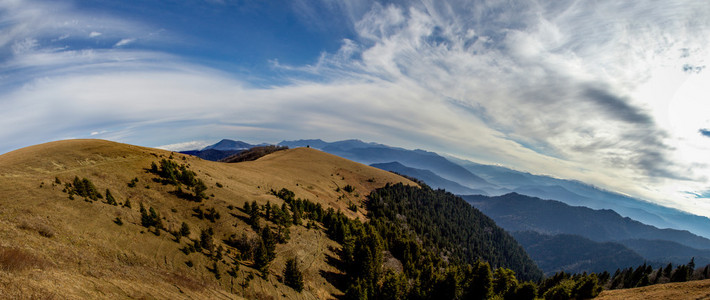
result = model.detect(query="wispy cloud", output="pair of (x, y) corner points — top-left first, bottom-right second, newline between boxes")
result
(1, 0), (710, 217)
(114, 38), (135, 47)
(157, 140), (214, 151)
(89, 31), (102, 38)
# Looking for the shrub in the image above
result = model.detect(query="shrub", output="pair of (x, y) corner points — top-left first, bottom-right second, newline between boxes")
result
(179, 222), (191, 237)
(0, 246), (47, 272)
(343, 185), (355, 193)
(128, 177), (139, 188)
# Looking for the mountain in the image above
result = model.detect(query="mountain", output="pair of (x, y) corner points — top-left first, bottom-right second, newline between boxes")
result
(370, 162), (484, 195)
(202, 139), (254, 151)
(0, 139), (416, 298)
(449, 156), (710, 238)
(0, 139), (543, 299)
(189, 138), (710, 242)
(279, 139), (493, 190)
(464, 193), (710, 250)
(280, 139), (710, 240)
(180, 149), (242, 161)
(369, 183), (542, 280)
(512, 231), (645, 275)
(617, 239), (710, 267)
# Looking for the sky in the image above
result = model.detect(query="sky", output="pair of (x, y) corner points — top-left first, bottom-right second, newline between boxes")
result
(1, 0), (710, 216)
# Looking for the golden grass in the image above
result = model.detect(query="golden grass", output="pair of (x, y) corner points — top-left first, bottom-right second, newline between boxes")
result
(0, 139), (415, 299)
(597, 279), (710, 300)
(0, 246), (48, 272)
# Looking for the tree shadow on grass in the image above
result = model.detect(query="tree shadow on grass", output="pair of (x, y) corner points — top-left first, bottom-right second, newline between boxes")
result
(320, 252), (348, 299)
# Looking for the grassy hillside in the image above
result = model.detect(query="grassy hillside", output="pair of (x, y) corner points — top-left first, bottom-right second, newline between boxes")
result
(596, 279), (710, 300)
(0, 139), (415, 299)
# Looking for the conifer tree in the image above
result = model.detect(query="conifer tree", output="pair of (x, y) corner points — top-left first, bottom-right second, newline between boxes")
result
(283, 257), (304, 292)
(179, 222), (191, 237)
(465, 261), (492, 300)
(105, 189), (117, 205)
(200, 228), (214, 252)
(261, 227), (276, 261)
(493, 268), (518, 296)
(253, 239), (270, 276)
(663, 263), (673, 278)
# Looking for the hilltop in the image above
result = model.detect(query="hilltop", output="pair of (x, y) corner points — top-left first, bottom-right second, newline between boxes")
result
(0, 139), (546, 299)
(0, 139), (415, 299)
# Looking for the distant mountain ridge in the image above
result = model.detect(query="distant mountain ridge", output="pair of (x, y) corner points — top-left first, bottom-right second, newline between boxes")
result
(180, 149), (242, 161)
(280, 139), (493, 189)
(202, 139), (256, 151)
(512, 231), (646, 275)
(464, 193), (710, 250)
(189, 138), (710, 240)
(369, 162), (485, 195)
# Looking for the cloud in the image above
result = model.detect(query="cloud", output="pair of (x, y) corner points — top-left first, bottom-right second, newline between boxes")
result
(89, 31), (102, 38)
(683, 64), (706, 73)
(157, 140), (214, 151)
(582, 87), (653, 125)
(2, 0), (710, 217)
(114, 38), (135, 47)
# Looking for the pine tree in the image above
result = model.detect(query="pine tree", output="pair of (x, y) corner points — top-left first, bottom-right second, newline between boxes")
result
(512, 281), (537, 300)
(105, 189), (117, 205)
(249, 201), (261, 229)
(465, 261), (492, 300)
(663, 263), (673, 278)
(379, 270), (407, 300)
(493, 268), (518, 296)
(200, 228), (214, 253)
(180, 222), (191, 237)
(261, 227), (276, 261)
(253, 239), (270, 276)
(283, 257), (304, 292)
(689, 257), (696, 278)
(123, 198), (132, 208)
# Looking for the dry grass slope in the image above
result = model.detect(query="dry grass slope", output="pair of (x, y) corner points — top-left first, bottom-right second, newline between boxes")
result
(0, 139), (415, 299)
(597, 279), (710, 300)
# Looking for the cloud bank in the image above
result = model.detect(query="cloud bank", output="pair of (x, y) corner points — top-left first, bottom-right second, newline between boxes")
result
(1, 0), (710, 216)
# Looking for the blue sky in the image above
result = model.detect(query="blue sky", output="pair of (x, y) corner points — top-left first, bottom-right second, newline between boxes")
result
(2, 0), (710, 217)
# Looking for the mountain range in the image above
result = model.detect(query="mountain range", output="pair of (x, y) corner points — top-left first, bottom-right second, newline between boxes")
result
(465, 193), (710, 272)
(195, 138), (710, 240)
(184, 138), (710, 275)
(0, 139), (541, 298)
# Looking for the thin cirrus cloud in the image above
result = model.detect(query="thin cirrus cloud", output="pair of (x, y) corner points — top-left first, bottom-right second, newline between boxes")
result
(1, 0), (710, 216)
(114, 38), (135, 47)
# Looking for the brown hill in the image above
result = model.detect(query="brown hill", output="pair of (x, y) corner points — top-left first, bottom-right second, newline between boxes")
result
(597, 279), (710, 300)
(0, 139), (415, 299)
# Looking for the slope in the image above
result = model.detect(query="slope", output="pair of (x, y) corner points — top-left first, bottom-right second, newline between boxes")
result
(368, 183), (543, 281)
(370, 161), (483, 195)
(464, 193), (710, 250)
(512, 231), (645, 275)
(451, 156), (710, 238)
(596, 279), (710, 300)
(0, 139), (416, 299)
(279, 139), (493, 190)
(618, 239), (710, 267)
